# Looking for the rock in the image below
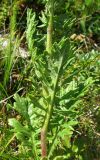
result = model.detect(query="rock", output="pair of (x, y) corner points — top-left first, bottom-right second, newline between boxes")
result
(0, 34), (29, 58)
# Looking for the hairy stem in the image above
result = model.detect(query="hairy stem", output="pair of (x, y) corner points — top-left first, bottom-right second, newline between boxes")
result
(41, 55), (64, 158)
(31, 132), (38, 160)
(46, 0), (54, 54)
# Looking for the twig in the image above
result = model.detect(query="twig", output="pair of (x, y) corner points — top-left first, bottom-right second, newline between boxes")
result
(0, 87), (24, 104)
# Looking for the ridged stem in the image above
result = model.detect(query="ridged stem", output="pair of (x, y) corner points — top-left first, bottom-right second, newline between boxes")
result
(46, 0), (54, 54)
(41, 55), (64, 158)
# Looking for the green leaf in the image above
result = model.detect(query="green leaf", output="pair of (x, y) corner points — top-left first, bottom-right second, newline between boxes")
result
(53, 155), (71, 160)
(67, 120), (78, 126)
(85, 0), (93, 6)
(8, 118), (30, 135)
(72, 145), (78, 153)
(13, 94), (29, 120)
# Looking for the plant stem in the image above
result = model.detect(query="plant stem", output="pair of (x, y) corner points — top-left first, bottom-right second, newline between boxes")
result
(46, 0), (54, 54)
(31, 132), (39, 160)
(41, 55), (64, 158)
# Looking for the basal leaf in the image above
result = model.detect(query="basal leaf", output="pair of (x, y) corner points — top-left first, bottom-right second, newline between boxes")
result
(8, 118), (30, 135)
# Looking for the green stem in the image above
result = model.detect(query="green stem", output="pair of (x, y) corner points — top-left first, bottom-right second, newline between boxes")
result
(41, 55), (64, 158)
(31, 132), (39, 160)
(46, 0), (54, 54)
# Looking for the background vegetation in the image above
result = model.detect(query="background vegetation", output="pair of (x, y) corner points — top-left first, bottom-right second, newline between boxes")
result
(0, 0), (100, 160)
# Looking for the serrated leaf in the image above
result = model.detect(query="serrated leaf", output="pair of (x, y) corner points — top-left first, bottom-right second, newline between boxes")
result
(13, 94), (29, 120)
(8, 118), (30, 135)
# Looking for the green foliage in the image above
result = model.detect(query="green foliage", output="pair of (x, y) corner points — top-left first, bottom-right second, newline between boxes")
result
(6, 37), (95, 159)
(0, 0), (10, 28)
(26, 9), (37, 55)
(66, 0), (100, 33)
(0, 0), (100, 160)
